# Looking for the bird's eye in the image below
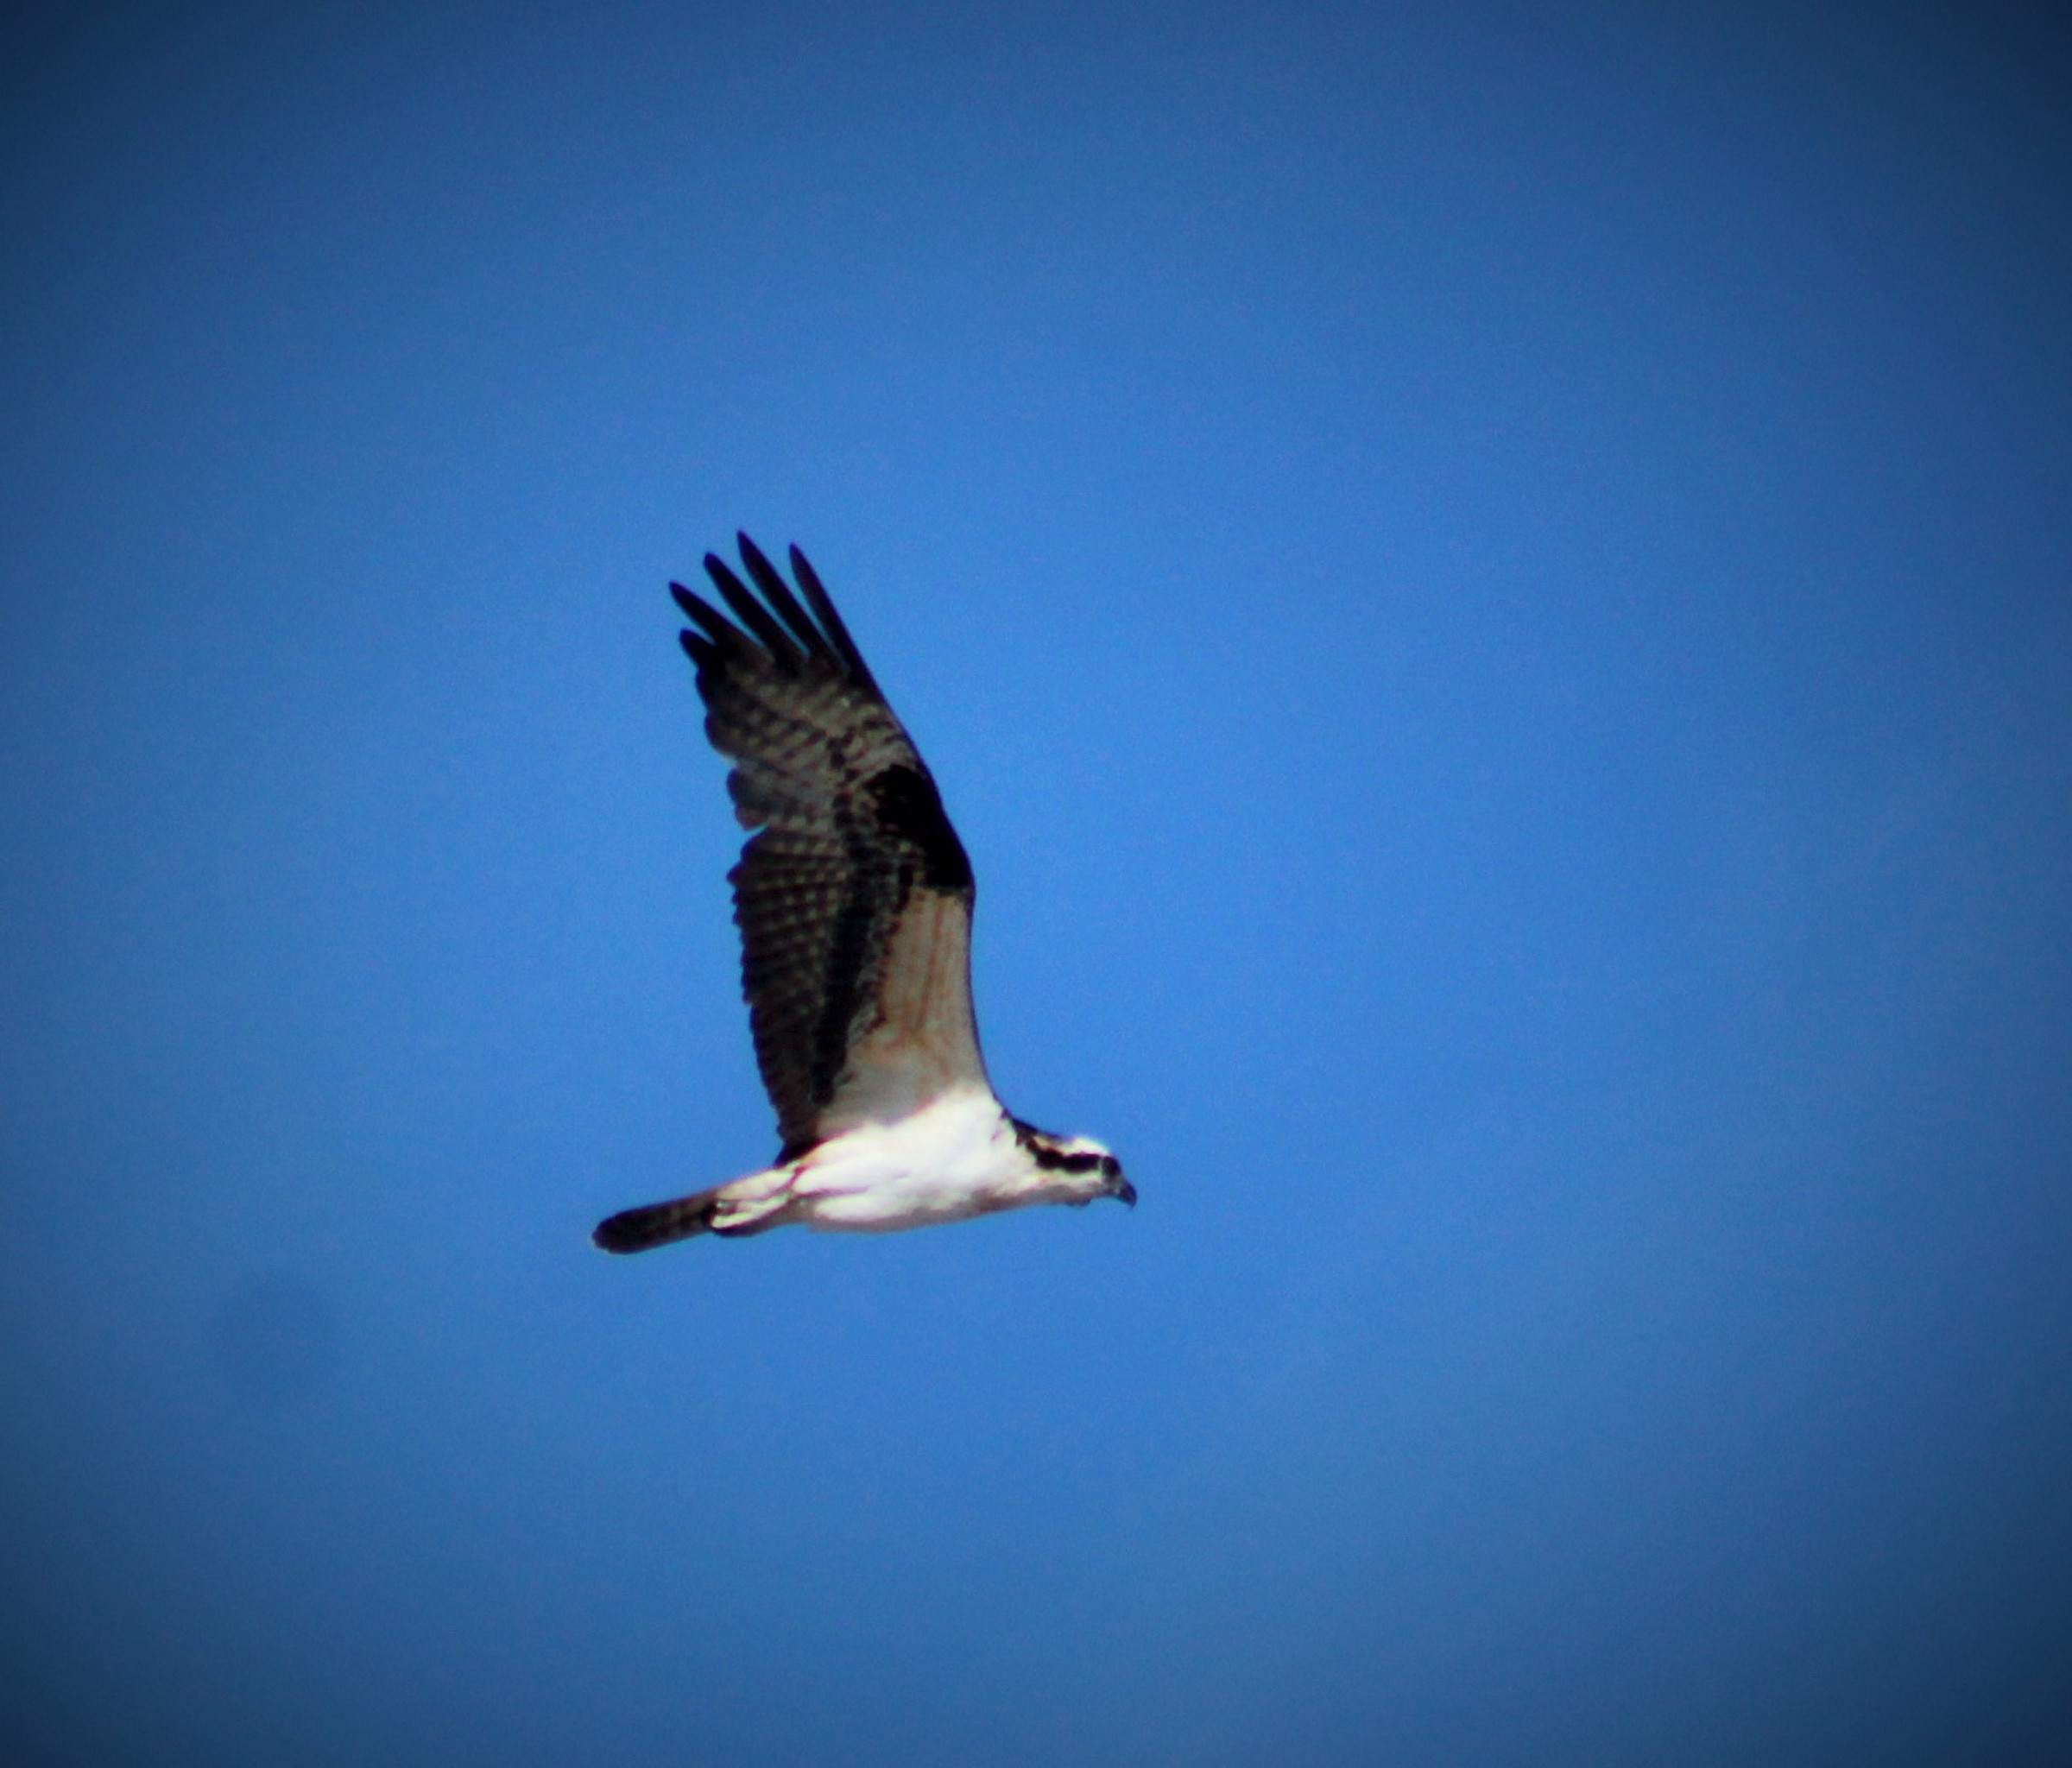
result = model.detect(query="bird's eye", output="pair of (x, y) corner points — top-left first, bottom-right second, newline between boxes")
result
(1099, 1155), (1120, 1178)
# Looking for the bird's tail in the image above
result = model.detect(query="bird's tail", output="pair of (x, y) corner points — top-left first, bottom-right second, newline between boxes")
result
(591, 1165), (797, 1253)
(592, 1189), (721, 1253)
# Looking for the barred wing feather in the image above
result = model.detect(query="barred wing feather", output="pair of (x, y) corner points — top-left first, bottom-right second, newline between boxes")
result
(675, 536), (987, 1153)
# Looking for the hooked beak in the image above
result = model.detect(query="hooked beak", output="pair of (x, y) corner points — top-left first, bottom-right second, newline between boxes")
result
(1093, 1152), (1134, 1208)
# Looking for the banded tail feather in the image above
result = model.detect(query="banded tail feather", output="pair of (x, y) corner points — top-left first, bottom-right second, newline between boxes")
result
(592, 1190), (720, 1253)
(593, 1162), (799, 1251)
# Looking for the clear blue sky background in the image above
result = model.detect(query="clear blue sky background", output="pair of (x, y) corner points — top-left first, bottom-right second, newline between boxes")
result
(3, 3), (2070, 1763)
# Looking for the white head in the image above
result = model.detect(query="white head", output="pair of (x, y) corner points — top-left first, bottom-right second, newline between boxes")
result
(1010, 1119), (1134, 1208)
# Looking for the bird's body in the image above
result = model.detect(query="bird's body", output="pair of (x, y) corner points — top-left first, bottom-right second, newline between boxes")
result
(593, 535), (1130, 1254)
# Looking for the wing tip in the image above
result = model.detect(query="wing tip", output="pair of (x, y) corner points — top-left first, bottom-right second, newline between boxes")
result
(667, 533), (881, 702)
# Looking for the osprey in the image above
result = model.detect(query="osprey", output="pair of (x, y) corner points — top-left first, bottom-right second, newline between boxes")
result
(594, 535), (1132, 1252)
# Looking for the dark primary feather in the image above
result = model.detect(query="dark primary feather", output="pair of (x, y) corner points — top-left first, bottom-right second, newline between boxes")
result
(783, 543), (883, 696)
(678, 535), (979, 1152)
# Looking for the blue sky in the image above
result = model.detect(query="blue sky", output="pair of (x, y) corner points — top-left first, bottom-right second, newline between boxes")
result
(3, 3), (2070, 1763)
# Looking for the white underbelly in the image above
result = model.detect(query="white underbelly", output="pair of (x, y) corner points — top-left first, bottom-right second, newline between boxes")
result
(788, 1089), (1029, 1232)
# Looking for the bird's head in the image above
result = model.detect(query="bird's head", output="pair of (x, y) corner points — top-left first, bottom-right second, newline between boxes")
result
(1014, 1122), (1135, 1208)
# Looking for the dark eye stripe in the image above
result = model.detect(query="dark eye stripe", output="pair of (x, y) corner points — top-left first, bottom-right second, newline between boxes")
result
(1008, 1115), (1109, 1174)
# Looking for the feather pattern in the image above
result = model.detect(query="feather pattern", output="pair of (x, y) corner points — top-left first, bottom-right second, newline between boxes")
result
(676, 535), (984, 1152)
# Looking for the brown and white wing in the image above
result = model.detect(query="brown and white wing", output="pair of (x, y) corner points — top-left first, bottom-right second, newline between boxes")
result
(674, 534), (989, 1153)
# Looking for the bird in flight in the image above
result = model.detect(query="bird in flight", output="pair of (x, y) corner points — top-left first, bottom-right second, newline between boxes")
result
(594, 535), (1133, 1253)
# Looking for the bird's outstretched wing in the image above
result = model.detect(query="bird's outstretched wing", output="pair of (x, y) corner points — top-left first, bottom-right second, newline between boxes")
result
(674, 535), (987, 1153)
